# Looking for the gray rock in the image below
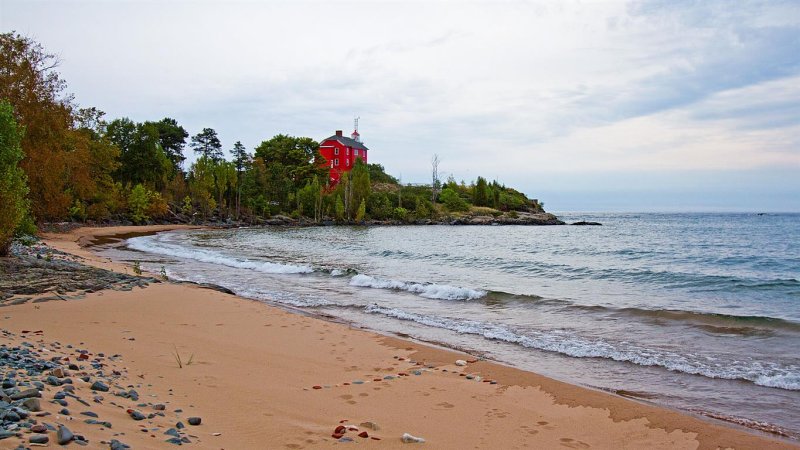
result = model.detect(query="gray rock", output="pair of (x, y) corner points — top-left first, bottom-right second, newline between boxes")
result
(571, 221), (602, 226)
(187, 417), (201, 426)
(21, 397), (40, 412)
(0, 430), (15, 440)
(57, 424), (74, 444)
(129, 410), (145, 421)
(29, 434), (49, 444)
(10, 388), (39, 400)
(90, 381), (109, 392)
(110, 439), (130, 449)
(1, 410), (21, 422)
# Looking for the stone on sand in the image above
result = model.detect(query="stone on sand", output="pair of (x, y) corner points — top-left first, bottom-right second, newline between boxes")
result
(401, 432), (425, 443)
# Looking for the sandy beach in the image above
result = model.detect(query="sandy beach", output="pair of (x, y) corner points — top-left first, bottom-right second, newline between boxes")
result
(0, 225), (796, 449)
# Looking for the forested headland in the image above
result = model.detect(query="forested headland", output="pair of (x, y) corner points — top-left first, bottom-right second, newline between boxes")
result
(0, 32), (557, 255)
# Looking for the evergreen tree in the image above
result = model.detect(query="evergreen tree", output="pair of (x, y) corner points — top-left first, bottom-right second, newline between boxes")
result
(231, 141), (249, 218)
(473, 176), (489, 206)
(191, 127), (223, 161)
(150, 117), (188, 173)
(108, 119), (172, 190)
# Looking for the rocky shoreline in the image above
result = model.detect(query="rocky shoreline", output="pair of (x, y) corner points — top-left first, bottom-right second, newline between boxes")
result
(0, 328), (205, 448)
(40, 210), (569, 229)
(1, 241), (158, 309)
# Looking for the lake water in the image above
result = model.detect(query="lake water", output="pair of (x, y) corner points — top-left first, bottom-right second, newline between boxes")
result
(104, 212), (800, 440)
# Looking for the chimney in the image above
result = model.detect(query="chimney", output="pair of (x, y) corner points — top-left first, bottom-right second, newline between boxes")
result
(335, 130), (343, 137)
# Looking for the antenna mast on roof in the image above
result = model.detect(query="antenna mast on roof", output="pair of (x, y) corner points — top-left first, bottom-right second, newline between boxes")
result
(352, 116), (361, 143)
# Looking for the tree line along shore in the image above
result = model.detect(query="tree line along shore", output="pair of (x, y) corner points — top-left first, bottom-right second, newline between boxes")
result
(1, 32), (558, 256)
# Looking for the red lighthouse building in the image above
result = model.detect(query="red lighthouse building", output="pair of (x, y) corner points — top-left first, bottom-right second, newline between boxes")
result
(319, 124), (369, 187)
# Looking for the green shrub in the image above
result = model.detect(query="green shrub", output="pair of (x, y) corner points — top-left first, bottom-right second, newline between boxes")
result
(14, 214), (37, 237)
(128, 184), (151, 224)
(181, 195), (193, 215)
(355, 199), (366, 222)
(0, 101), (30, 256)
(439, 188), (468, 212)
(393, 207), (408, 221)
(69, 199), (87, 222)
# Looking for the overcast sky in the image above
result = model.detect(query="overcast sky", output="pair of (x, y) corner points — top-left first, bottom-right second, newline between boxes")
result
(3, 0), (799, 211)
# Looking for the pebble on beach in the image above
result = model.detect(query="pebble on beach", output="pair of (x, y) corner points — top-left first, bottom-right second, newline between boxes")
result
(90, 380), (110, 392)
(454, 360), (467, 366)
(29, 434), (49, 444)
(401, 432), (426, 443)
(57, 424), (74, 445)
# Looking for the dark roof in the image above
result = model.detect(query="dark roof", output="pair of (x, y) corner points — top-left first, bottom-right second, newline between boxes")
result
(321, 135), (369, 151)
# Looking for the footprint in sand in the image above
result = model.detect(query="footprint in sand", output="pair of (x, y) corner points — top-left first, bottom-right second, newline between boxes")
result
(536, 420), (556, 431)
(559, 437), (590, 449)
(339, 394), (354, 400)
(436, 402), (455, 409)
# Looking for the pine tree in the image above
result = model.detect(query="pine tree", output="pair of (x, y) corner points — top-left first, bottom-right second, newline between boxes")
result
(190, 128), (223, 161)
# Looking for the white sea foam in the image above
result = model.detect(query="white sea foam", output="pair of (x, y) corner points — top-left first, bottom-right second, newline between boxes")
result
(363, 304), (800, 391)
(350, 274), (485, 301)
(330, 269), (347, 277)
(236, 288), (337, 308)
(754, 373), (800, 390)
(127, 236), (313, 274)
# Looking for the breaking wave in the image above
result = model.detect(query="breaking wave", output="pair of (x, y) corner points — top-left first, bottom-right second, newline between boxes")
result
(350, 274), (486, 301)
(363, 304), (800, 391)
(127, 236), (312, 274)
